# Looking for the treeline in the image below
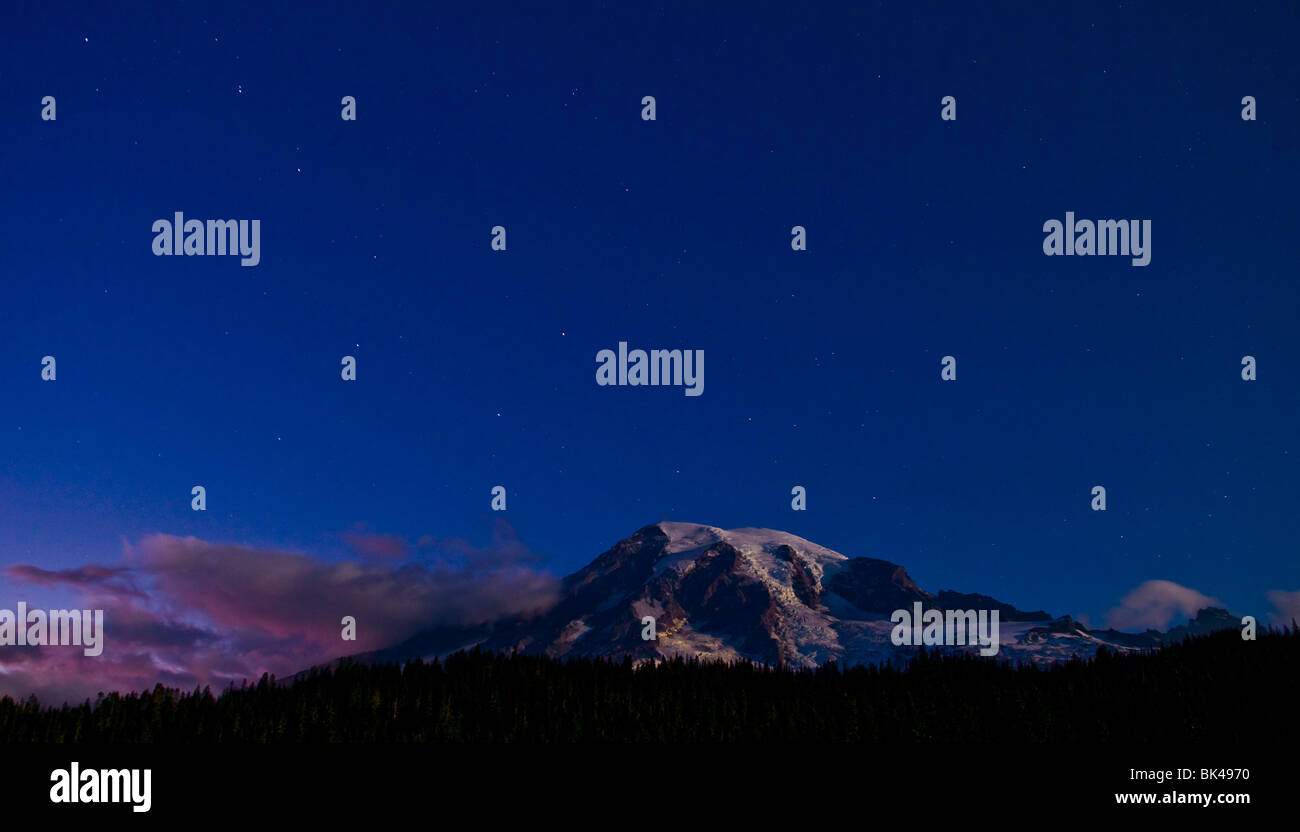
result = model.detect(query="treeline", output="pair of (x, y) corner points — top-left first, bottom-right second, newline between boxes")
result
(1, 627), (1295, 742)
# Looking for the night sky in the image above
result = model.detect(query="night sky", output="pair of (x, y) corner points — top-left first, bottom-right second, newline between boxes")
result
(1, 1), (1297, 700)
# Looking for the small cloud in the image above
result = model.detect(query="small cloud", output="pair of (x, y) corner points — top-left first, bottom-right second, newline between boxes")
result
(1266, 590), (1300, 627)
(342, 533), (410, 560)
(1105, 580), (1221, 630)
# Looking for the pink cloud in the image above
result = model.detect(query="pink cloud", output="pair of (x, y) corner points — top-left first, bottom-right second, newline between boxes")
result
(342, 533), (410, 560)
(1266, 590), (1300, 627)
(0, 523), (558, 704)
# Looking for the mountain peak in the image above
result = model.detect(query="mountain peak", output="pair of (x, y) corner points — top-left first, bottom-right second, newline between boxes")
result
(654, 521), (850, 565)
(338, 522), (1228, 673)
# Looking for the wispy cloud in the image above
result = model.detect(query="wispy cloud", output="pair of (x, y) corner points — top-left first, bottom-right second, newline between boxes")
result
(3, 564), (147, 600)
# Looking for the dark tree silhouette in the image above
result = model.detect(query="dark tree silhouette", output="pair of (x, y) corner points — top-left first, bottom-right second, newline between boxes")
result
(0, 627), (1293, 743)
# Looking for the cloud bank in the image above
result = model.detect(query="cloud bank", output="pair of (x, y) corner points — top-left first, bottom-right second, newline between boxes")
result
(0, 519), (558, 704)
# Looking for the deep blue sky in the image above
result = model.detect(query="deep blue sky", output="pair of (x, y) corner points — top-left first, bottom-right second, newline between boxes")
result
(1, 1), (1297, 627)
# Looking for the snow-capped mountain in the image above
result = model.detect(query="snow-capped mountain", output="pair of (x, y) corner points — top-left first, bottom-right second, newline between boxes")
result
(347, 522), (1238, 670)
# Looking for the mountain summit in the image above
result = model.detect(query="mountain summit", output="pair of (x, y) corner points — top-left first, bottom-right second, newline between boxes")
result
(348, 522), (1235, 670)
